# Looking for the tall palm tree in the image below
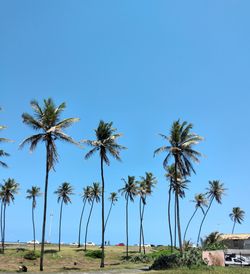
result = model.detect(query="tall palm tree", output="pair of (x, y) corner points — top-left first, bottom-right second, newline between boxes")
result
(119, 176), (137, 259)
(78, 186), (92, 248)
(154, 120), (203, 252)
(0, 178), (19, 253)
(197, 180), (226, 246)
(84, 182), (101, 251)
(229, 207), (245, 234)
(26, 186), (42, 251)
(138, 172), (157, 254)
(183, 193), (207, 243)
(104, 192), (118, 232)
(20, 98), (79, 271)
(82, 120), (125, 267)
(54, 182), (74, 251)
(0, 108), (12, 168)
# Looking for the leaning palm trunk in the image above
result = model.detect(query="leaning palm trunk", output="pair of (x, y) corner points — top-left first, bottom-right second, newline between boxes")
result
(100, 157), (105, 267)
(104, 200), (113, 232)
(84, 199), (94, 251)
(40, 144), (50, 271)
(183, 207), (198, 244)
(125, 197), (129, 259)
(197, 197), (214, 246)
(232, 220), (236, 234)
(32, 199), (36, 251)
(138, 198), (142, 253)
(167, 186), (173, 252)
(58, 199), (64, 251)
(78, 199), (87, 247)
(1, 201), (6, 253)
(0, 200), (3, 243)
(174, 193), (177, 248)
(141, 202), (146, 255)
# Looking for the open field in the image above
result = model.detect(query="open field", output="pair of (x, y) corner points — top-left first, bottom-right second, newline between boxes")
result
(2, 244), (250, 273)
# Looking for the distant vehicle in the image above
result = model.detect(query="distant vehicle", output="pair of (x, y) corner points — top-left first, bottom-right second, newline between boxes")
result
(225, 254), (250, 266)
(136, 244), (151, 247)
(27, 240), (40, 244)
(115, 243), (125, 246)
(86, 241), (95, 246)
(69, 242), (78, 246)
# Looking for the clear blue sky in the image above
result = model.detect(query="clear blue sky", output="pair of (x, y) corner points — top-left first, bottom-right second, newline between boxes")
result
(1, 0), (250, 246)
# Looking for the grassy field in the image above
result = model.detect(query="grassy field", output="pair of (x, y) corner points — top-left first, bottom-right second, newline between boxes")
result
(1, 244), (250, 273)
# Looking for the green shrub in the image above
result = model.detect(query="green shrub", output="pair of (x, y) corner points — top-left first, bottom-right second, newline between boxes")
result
(129, 254), (151, 263)
(150, 248), (205, 270)
(203, 242), (226, 251)
(23, 251), (40, 260)
(85, 250), (102, 259)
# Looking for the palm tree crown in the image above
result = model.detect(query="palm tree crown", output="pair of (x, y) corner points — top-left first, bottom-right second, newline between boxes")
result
(119, 176), (138, 202)
(20, 98), (79, 170)
(206, 180), (226, 204)
(230, 207), (245, 224)
(193, 193), (208, 211)
(109, 192), (118, 205)
(154, 120), (203, 177)
(26, 186), (42, 208)
(54, 182), (74, 204)
(0, 178), (19, 204)
(90, 182), (101, 202)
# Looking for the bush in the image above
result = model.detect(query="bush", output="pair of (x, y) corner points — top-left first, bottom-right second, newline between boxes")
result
(85, 250), (102, 259)
(150, 248), (205, 270)
(129, 254), (151, 263)
(23, 251), (40, 260)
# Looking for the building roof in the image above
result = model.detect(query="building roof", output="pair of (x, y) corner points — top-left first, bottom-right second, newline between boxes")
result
(219, 234), (250, 240)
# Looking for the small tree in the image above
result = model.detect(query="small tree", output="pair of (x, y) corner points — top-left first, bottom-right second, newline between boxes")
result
(229, 207), (245, 234)
(54, 182), (74, 251)
(26, 186), (42, 251)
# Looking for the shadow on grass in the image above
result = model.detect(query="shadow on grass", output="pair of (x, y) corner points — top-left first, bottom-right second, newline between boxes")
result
(75, 248), (86, 252)
(62, 266), (80, 271)
(44, 249), (58, 254)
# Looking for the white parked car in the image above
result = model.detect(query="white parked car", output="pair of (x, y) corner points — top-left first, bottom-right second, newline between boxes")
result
(27, 240), (40, 244)
(69, 242), (78, 246)
(86, 241), (95, 246)
(225, 254), (250, 266)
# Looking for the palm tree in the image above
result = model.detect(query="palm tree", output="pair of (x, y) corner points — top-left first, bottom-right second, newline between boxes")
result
(229, 207), (245, 234)
(202, 231), (222, 248)
(183, 193), (207, 243)
(0, 178), (19, 253)
(82, 120), (125, 267)
(54, 182), (74, 251)
(20, 98), (79, 271)
(197, 180), (226, 246)
(154, 120), (203, 252)
(119, 176), (138, 259)
(138, 172), (157, 254)
(78, 186), (92, 248)
(26, 186), (42, 251)
(104, 192), (118, 232)
(84, 182), (101, 251)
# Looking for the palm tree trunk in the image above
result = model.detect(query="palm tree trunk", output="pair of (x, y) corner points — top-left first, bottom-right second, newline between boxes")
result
(32, 200), (36, 251)
(58, 199), (63, 251)
(1, 201), (6, 253)
(183, 207), (198, 243)
(100, 156), (105, 268)
(232, 220), (236, 234)
(126, 196), (129, 259)
(197, 197), (214, 247)
(141, 202), (146, 255)
(167, 185), (173, 253)
(174, 161), (182, 253)
(0, 200), (3, 247)
(40, 143), (50, 271)
(138, 198), (142, 253)
(84, 199), (94, 251)
(174, 195), (177, 248)
(104, 202), (113, 232)
(78, 199), (87, 247)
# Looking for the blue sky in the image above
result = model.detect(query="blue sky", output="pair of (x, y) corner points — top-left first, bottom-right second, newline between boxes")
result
(1, 0), (250, 246)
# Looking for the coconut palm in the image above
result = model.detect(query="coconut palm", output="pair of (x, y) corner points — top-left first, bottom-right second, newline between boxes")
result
(154, 120), (203, 252)
(54, 182), (74, 251)
(229, 207), (245, 234)
(138, 172), (157, 254)
(26, 186), (42, 251)
(183, 193), (207, 243)
(20, 98), (79, 271)
(84, 182), (101, 251)
(202, 231), (222, 247)
(0, 178), (19, 253)
(78, 186), (92, 247)
(82, 120), (125, 267)
(104, 192), (118, 232)
(197, 180), (226, 246)
(119, 176), (138, 259)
